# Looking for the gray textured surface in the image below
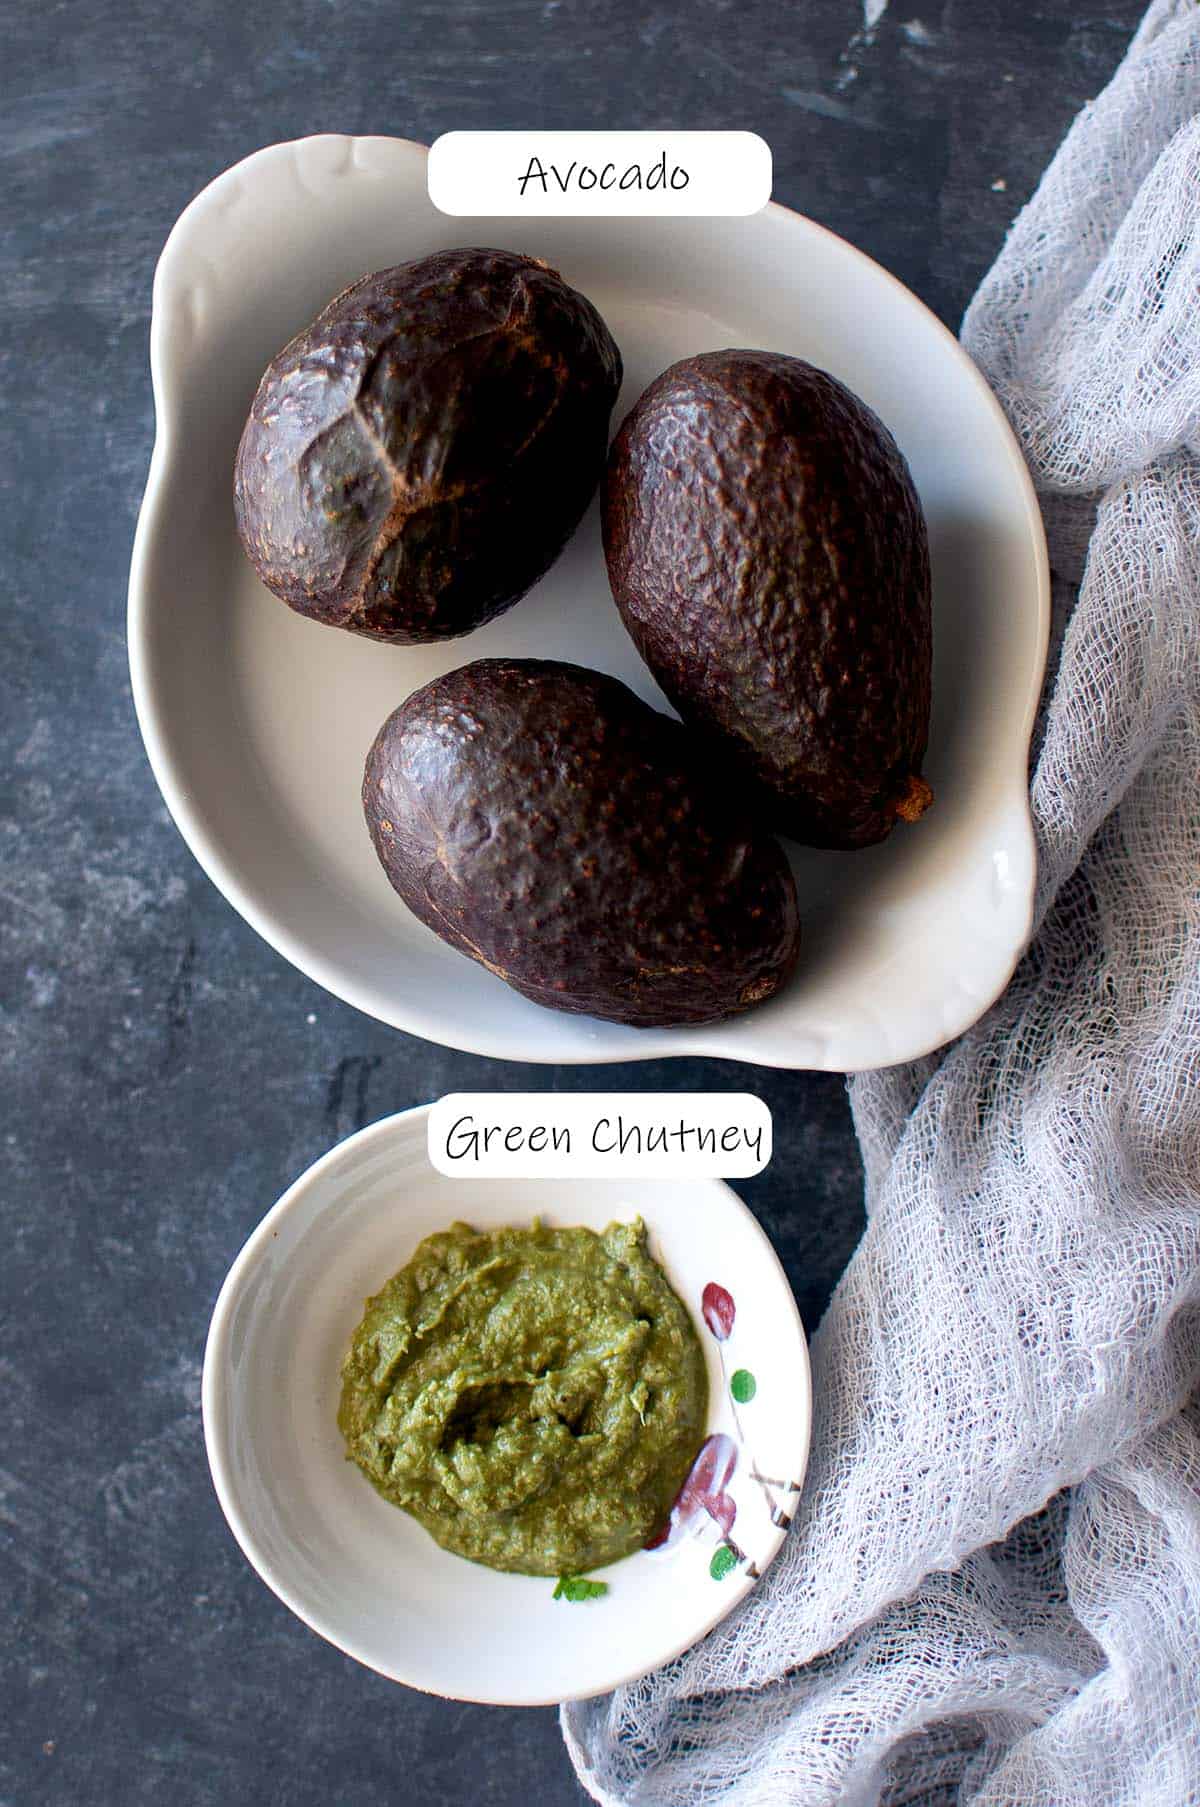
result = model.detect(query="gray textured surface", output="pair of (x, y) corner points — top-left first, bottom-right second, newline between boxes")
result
(1, 2), (1141, 1802)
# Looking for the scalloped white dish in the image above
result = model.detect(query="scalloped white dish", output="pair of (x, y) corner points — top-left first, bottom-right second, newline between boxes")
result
(128, 135), (1048, 1069)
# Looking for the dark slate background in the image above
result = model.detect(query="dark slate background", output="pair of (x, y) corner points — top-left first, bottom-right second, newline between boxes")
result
(1, 2), (1142, 1802)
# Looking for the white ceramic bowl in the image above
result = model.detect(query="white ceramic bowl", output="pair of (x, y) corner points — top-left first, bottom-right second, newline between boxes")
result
(202, 1105), (811, 1703)
(129, 135), (1048, 1069)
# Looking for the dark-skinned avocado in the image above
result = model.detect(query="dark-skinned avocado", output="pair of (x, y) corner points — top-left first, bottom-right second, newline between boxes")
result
(362, 658), (800, 1027)
(234, 249), (622, 643)
(602, 350), (933, 849)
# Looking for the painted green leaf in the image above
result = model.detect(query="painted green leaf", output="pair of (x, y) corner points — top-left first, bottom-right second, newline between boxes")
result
(553, 1574), (609, 1602)
(730, 1368), (757, 1404)
(709, 1543), (739, 1581)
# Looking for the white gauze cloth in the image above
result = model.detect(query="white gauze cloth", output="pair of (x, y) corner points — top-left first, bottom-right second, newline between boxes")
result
(563, 3), (1200, 1800)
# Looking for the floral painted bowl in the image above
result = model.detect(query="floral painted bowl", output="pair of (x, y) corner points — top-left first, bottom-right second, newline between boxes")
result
(202, 1104), (811, 1703)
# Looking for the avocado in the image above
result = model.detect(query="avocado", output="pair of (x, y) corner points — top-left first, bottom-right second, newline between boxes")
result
(602, 350), (933, 848)
(362, 658), (800, 1027)
(234, 249), (622, 643)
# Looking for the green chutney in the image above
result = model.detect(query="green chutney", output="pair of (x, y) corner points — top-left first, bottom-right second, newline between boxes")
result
(337, 1218), (708, 1576)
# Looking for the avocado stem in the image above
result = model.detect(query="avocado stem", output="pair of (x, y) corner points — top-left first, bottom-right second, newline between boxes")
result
(893, 773), (934, 824)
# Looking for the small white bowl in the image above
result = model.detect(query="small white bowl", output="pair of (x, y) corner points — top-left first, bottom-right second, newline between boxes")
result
(202, 1105), (811, 1704)
(128, 134), (1049, 1071)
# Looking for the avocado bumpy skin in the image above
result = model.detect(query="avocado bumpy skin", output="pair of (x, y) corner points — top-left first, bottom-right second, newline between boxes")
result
(234, 249), (622, 643)
(362, 658), (801, 1028)
(602, 350), (933, 849)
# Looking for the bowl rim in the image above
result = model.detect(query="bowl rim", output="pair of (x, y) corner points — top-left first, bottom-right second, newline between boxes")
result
(129, 133), (1050, 1070)
(201, 1101), (812, 1703)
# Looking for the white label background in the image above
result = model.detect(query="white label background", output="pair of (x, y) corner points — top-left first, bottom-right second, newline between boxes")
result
(427, 1093), (773, 1179)
(427, 131), (772, 217)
